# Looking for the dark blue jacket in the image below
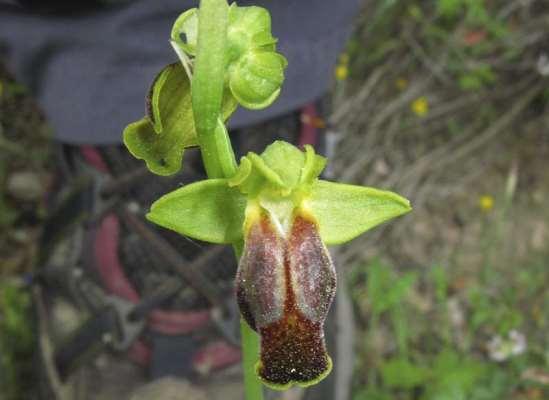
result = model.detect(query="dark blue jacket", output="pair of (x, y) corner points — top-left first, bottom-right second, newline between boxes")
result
(0, 0), (360, 144)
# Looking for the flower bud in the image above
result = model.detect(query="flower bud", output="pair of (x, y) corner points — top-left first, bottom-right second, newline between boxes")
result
(229, 50), (287, 110)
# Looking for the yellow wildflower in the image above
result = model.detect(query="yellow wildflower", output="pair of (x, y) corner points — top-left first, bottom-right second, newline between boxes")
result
(335, 65), (348, 81)
(334, 52), (350, 81)
(479, 195), (494, 212)
(396, 77), (408, 90)
(411, 97), (429, 117)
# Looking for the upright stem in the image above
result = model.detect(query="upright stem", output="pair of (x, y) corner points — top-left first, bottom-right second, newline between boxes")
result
(192, 1), (264, 398)
(192, 0), (235, 178)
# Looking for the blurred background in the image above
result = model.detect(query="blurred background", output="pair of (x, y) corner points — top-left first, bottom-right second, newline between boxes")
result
(1, 0), (548, 399)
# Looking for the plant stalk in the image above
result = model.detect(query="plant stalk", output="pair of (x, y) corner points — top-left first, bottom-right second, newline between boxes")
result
(192, 1), (263, 398)
(192, 0), (236, 179)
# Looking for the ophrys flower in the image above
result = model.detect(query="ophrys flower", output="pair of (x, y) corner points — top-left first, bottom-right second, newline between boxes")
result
(147, 141), (411, 388)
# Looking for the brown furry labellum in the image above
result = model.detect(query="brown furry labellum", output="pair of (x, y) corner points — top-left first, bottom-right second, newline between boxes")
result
(235, 207), (336, 389)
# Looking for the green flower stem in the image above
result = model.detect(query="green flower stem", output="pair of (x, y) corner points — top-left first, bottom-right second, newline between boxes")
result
(192, 0), (236, 179)
(241, 318), (263, 399)
(192, 1), (263, 398)
(234, 239), (263, 399)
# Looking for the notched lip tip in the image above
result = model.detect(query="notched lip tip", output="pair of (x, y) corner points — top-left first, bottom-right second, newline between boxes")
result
(255, 355), (333, 391)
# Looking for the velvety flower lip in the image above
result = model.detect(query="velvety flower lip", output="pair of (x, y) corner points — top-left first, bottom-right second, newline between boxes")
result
(236, 205), (336, 389)
(146, 141), (411, 389)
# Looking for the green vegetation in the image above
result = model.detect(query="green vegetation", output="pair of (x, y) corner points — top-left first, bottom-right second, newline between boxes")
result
(1, 0), (548, 398)
(350, 250), (548, 400)
(0, 283), (34, 400)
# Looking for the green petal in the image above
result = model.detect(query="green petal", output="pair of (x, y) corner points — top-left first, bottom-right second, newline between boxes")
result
(228, 156), (252, 187)
(247, 153), (285, 188)
(306, 180), (412, 245)
(171, 8), (199, 56)
(251, 31), (278, 50)
(261, 140), (304, 189)
(229, 50), (286, 110)
(229, 142), (327, 199)
(147, 179), (246, 244)
(300, 145), (327, 186)
(123, 63), (237, 176)
(228, 5), (273, 57)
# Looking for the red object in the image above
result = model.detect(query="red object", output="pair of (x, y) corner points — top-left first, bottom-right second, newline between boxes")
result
(192, 341), (242, 375)
(84, 146), (236, 370)
(80, 146), (109, 173)
(299, 103), (320, 147)
(464, 30), (486, 46)
(95, 214), (140, 302)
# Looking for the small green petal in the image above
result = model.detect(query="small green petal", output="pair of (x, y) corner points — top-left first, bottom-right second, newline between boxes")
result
(228, 157), (252, 187)
(300, 145), (327, 186)
(251, 31), (278, 50)
(170, 8), (199, 56)
(248, 153), (286, 188)
(147, 179), (246, 244)
(228, 5), (273, 56)
(229, 142), (327, 200)
(306, 180), (412, 245)
(261, 141), (305, 189)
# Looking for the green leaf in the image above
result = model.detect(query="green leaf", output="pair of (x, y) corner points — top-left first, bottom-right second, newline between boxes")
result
(0, 195), (18, 227)
(306, 180), (411, 245)
(147, 179), (246, 244)
(366, 260), (416, 315)
(380, 357), (428, 389)
(430, 265), (449, 302)
(437, 0), (464, 18)
(426, 349), (488, 400)
(123, 63), (237, 176)
(353, 388), (393, 400)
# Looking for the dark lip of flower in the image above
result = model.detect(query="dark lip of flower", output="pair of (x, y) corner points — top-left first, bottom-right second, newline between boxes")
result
(236, 209), (336, 389)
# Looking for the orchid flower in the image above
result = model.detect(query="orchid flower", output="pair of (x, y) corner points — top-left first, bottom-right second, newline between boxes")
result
(122, 0), (411, 393)
(147, 141), (411, 388)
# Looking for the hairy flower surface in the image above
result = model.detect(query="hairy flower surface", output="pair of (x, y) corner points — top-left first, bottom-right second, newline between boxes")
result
(146, 141), (411, 388)
(236, 205), (335, 388)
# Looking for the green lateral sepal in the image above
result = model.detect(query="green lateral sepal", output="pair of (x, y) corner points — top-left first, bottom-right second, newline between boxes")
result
(305, 180), (412, 245)
(146, 178), (246, 244)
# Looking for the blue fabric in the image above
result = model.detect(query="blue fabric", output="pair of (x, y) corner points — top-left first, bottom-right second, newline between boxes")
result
(0, 0), (360, 144)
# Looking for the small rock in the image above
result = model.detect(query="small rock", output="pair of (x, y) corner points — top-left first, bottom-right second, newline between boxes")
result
(7, 170), (45, 201)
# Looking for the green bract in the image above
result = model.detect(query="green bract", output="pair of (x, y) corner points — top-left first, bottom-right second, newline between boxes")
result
(147, 141), (411, 246)
(122, 63), (237, 176)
